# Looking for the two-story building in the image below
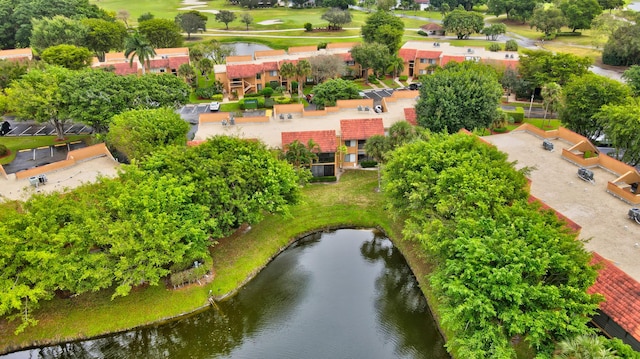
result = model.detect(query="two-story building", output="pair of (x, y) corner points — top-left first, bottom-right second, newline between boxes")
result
(340, 118), (385, 167)
(92, 47), (190, 75)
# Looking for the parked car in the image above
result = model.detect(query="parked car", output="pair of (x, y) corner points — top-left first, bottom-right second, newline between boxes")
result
(628, 208), (640, 224)
(209, 101), (220, 112)
(408, 83), (422, 91)
(358, 91), (366, 98)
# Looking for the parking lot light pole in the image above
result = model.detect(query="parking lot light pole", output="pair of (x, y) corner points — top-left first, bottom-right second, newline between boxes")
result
(528, 93), (534, 118)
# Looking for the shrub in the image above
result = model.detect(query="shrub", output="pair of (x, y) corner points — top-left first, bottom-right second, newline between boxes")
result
(399, 75), (408, 81)
(211, 94), (223, 101)
(417, 30), (429, 37)
(264, 97), (275, 108)
(360, 159), (378, 168)
(274, 96), (291, 104)
(309, 175), (337, 183)
(488, 43), (502, 52)
(244, 92), (262, 98)
(505, 39), (518, 51)
(317, 42), (327, 50)
(261, 87), (274, 98)
(169, 260), (211, 288)
(367, 75), (379, 84)
(492, 127), (508, 133)
(291, 81), (298, 90)
(0, 144), (8, 157)
(505, 107), (524, 123)
(584, 150), (597, 158)
(557, 31), (582, 36)
(304, 22), (313, 32)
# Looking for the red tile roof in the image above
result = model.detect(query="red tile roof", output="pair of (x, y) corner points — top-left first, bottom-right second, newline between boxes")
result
(282, 130), (337, 152)
(420, 23), (442, 31)
(340, 118), (384, 140)
(96, 62), (138, 75)
(263, 61), (278, 71)
(404, 108), (417, 126)
(416, 50), (442, 59)
(588, 252), (640, 342)
(338, 52), (353, 61)
(168, 56), (189, 69)
(441, 55), (466, 66)
(399, 48), (417, 62)
(227, 64), (264, 78)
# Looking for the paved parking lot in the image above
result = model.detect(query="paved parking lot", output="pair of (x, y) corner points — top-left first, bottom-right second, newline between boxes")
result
(361, 89), (396, 105)
(1, 119), (93, 137)
(2, 141), (86, 174)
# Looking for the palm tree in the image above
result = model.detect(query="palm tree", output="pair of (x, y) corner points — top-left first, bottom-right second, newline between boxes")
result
(542, 82), (562, 127)
(295, 60), (312, 97)
(554, 334), (617, 359)
(364, 134), (389, 191)
(387, 56), (405, 78)
(177, 63), (196, 88)
(124, 32), (156, 75)
(279, 61), (296, 94)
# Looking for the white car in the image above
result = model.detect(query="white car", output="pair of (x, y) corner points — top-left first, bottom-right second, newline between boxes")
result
(209, 101), (220, 112)
(359, 91), (366, 98)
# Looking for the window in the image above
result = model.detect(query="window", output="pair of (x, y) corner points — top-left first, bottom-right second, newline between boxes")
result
(346, 60), (355, 66)
(257, 84), (262, 91)
(270, 70), (277, 77)
(419, 69), (427, 75)
(256, 73), (261, 80)
(420, 58), (427, 64)
(344, 140), (356, 147)
(428, 59), (436, 65)
(344, 154), (356, 162)
(317, 152), (335, 163)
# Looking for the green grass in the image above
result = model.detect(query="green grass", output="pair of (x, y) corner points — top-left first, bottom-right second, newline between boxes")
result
(0, 170), (434, 354)
(0, 135), (91, 165)
(380, 76), (400, 88)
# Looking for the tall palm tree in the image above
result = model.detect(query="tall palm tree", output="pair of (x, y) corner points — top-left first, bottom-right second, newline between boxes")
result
(279, 61), (296, 94)
(387, 56), (405, 78)
(542, 82), (562, 127)
(295, 60), (312, 97)
(124, 32), (156, 75)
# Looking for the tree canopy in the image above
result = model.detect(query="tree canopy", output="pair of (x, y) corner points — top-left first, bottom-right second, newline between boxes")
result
(361, 11), (404, 54)
(622, 65), (640, 97)
(81, 18), (128, 61)
(215, 10), (237, 30)
(175, 11), (208, 39)
(40, 44), (93, 70)
(529, 6), (567, 37)
(415, 61), (503, 133)
(321, 8), (352, 29)
(560, 72), (631, 140)
(350, 42), (391, 81)
(518, 50), (592, 88)
(595, 97), (640, 166)
(383, 133), (601, 357)
(443, 8), (485, 39)
(430, 0), (487, 11)
(137, 18), (183, 49)
(559, 0), (602, 32)
(308, 54), (345, 84)
(29, 16), (88, 54)
(602, 24), (640, 66)
(311, 78), (361, 108)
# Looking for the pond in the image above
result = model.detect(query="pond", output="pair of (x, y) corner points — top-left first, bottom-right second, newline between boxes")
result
(628, 1), (640, 11)
(226, 42), (273, 57)
(2, 229), (449, 359)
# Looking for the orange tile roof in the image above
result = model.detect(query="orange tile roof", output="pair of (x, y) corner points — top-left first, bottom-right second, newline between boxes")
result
(95, 62), (138, 75)
(416, 50), (442, 59)
(399, 48), (417, 62)
(288, 46), (317, 53)
(326, 42), (359, 49)
(588, 252), (640, 342)
(404, 108), (417, 126)
(227, 63), (264, 78)
(420, 23), (443, 31)
(263, 61), (278, 71)
(441, 55), (466, 66)
(226, 55), (253, 63)
(340, 118), (384, 140)
(0, 48), (33, 60)
(255, 49), (286, 58)
(337, 52), (353, 61)
(148, 56), (189, 70)
(282, 130), (337, 152)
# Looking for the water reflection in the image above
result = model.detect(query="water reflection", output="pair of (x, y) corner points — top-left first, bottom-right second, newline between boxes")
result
(3, 229), (448, 359)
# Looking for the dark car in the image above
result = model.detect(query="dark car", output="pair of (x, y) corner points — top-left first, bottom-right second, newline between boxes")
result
(628, 208), (640, 224)
(408, 83), (421, 91)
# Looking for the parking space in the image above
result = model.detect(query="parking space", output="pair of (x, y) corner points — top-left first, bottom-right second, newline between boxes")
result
(1, 119), (93, 137)
(361, 89), (395, 106)
(1, 141), (87, 174)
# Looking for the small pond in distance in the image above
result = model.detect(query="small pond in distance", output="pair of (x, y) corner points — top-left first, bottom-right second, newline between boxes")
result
(226, 42), (272, 56)
(2, 229), (449, 359)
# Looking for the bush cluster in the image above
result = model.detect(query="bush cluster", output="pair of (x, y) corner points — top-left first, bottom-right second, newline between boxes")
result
(0, 144), (8, 157)
(359, 159), (378, 168)
(308, 175), (337, 183)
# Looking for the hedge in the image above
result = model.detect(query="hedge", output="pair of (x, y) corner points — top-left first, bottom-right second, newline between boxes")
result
(309, 175), (337, 183)
(505, 106), (524, 123)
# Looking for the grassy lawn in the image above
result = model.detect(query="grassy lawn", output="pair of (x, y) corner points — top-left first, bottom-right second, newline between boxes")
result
(380, 76), (400, 88)
(0, 135), (91, 165)
(0, 170), (438, 354)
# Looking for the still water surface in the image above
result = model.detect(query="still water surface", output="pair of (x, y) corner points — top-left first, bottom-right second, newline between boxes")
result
(3, 229), (449, 359)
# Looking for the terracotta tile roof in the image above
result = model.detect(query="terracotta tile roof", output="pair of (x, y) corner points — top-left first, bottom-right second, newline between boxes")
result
(416, 50), (442, 59)
(255, 49), (286, 58)
(441, 55), (466, 66)
(340, 118), (384, 140)
(528, 195), (582, 232)
(404, 108), (417, 126)
(263, 61), (278, 71)
(149, 58), (170, 69)
(226, 55), (253, 63)
(227, 64), (263, 78)
(588, 252), (640, 342)
(288, 46), (317, 53)
(0, 48), (33, 60)
(282, 130), (337, 152)
(155, 47), (189, 56)
(326, 42), (359, 49)
(337, 52), (353, 61)
(168, 56), (189, 69)
(420, 23), (442, 31)
(399, 48), (417, 62)
(95, 62), (137, 75)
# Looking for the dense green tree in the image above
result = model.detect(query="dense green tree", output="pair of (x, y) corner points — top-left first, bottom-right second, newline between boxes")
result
(138, 18), (183, 48)
(178, 63), (197, 88)
(81, 18), (127, 62)
(308, 54), (345, 83)
(505, 39), (518, 51)
(376, 0), (396, 11)
(0, 59), (36, 91)
(383, 133), (601, 357)
(443, 8), (485, 39)
(137, 12), (154, 23)
(596, 98), (640, 166)
(283, 139), (319, 169)
(295, 60), (312, 96)
(482, 23), (507, 40)
(487, 0), (515, 17)
(622, 65), (640, 97)
(430, 0), (487, 11)
(560, 72), (630, 140)
(321, 0), (356, 9)
(124, 31), (156, 74)
(597, 0), (624, 12)
(107, 108), (189, 161)
(602, 24), (640, 66)
(361, 11), (404, 54)
(510, 0), (540, 22)
(350, 42), (391, 81)
(196, 57), (214, 79)
(415, 61), (502, 133)
(321, 8), (352, 29)
(29, 16), (88, 54)
(311, 78), (360, 108)
(240, 13), (253, 31)
(5, 66), (71, 139)
(175, 10), (208, 39)
(215, 10), (236, 30)
(0, 0), (106, 49)
(40, 44), (93, 70)
(529, 6), (567, 37)
(387, 56), (405, 78)
(518, 50), (592, 88)
(559, 0), (602, 32)
(541, 82), (562, 124)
